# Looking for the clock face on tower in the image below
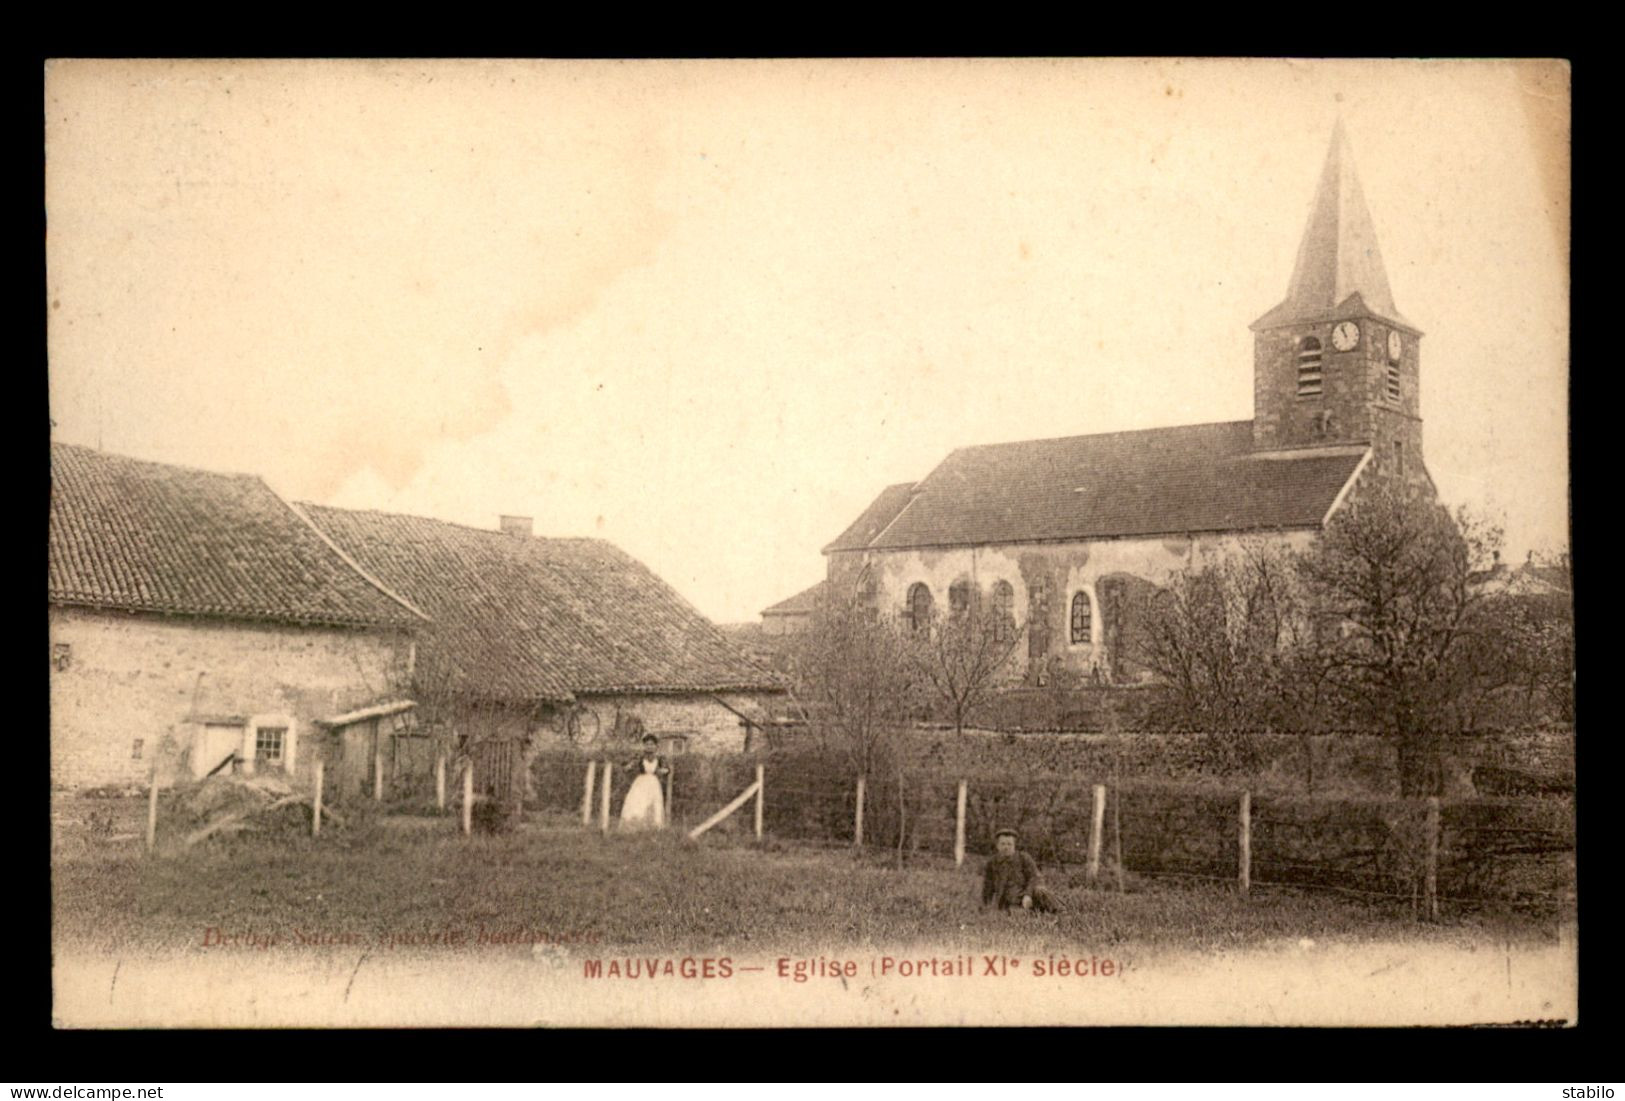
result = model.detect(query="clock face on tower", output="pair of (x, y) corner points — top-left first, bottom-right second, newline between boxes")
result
(1331, 321), (1361, 352)
(1387, 330), (1403, 362)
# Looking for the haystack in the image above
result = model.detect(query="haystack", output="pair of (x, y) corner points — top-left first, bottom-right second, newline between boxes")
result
(166, 772), (338, 846)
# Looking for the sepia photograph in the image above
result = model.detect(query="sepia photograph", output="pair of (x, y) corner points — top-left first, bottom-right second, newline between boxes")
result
(46, 57), (1573, 1028)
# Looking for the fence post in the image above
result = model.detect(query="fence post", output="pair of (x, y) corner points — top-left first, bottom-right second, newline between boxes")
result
(461, 761), (474, 836)
(1112, 786), (1124, 893)
(374, 736), (385, 802)
(435, 753), (446, 812)
(599, 759), (612, 834)
(954, 780), (968, 867)
(1087, 783), (1106, 885)
(665, 762), (675, 830)
(754, 763), (765, 841)
(854, 776), (865, 847)
(685, 776), (762, 841)
(1238, 790), (1251, 898)
(1424, 796), (1441, 922)
(146, 768), (159, 854)
(312, 760), (324, 838)
(581, 759), (596, 826)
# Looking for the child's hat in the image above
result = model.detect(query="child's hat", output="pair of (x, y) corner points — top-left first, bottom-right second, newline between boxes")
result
(994, 828), (1018, 840)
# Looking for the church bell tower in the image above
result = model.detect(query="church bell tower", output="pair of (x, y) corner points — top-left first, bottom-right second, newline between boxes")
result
(1251, 122), (1423, 488)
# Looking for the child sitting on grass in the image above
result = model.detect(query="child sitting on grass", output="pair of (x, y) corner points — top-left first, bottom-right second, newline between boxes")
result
(981, 828), (1063, 913)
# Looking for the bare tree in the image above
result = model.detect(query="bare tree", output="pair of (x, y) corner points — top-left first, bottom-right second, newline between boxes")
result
(907, 592), (1026, 737)
(786, 588), (930, 867)
(1296, 486), (1502, 795)
(1507, 589), (1575, 723)
(1128, 492), (1548, 794)
(1129, 540), (1320, 739)
(786, 587), (920, 778)
(1425, 565), (1574, 731)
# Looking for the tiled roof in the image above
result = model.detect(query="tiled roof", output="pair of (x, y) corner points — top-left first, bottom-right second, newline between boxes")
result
(48, 443), (425, 630)
(1470, 562), (1573, 599)
(1525, 564), (1572, 594)
(301, 504), (784, 704)
(833, 422), (1366, 552)
(761, 580), (826, 618)
(822, 482), (918, 553)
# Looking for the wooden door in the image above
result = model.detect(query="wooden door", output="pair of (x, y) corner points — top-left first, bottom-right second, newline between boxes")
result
(337, 721), (374, 798)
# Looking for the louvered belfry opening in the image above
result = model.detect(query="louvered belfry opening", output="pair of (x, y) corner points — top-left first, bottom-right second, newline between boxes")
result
(1296, 337), (1324, 396)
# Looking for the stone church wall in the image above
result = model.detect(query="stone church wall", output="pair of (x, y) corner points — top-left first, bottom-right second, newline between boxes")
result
(829, 529), (1318, 686)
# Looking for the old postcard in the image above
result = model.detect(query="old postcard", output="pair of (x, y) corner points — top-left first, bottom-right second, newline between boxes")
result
(47, 57), (1574, 1028)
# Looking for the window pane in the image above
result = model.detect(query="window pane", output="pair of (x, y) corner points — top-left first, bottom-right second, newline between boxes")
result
(255, 727), (287, 761)
(991, 581), (1014, 641)
(1071, 592), (1092, 644)
(908, 584), (932, 631)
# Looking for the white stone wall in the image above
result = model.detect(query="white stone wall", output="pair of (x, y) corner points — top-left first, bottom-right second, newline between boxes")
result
(760, 612), (809, 637)
(49, 606), (413, 789)
(833, 530), (1319, 683)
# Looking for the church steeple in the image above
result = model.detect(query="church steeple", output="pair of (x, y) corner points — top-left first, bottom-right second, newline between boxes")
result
(1249, 122), (1424, 482)
(1251, 120), (1411, 332)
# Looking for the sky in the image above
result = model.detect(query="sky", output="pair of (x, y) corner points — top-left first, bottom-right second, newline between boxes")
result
(46, 59), (1571, 624)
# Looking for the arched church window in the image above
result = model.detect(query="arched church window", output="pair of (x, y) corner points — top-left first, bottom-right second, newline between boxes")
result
(1296, 337), (1323, 397)
(1070, 591), (1093, 645)
(907, 583), (933, 632)
(857, 565), (880, 621)
(948, 580), (974, 619)
(990, 580), (1016, 641)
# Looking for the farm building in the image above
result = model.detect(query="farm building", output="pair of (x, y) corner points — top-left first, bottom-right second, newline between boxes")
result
(758, 580), (825, 636)
(48, 443), (426, 791)
(297, 505), (785, 779)
(50, 444), (783, 796)
(825, 122), (1436, 686)
(1471, 552), (1572, 600)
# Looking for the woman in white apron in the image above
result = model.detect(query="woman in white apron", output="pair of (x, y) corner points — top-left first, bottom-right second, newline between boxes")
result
(619, 734), (669, 830)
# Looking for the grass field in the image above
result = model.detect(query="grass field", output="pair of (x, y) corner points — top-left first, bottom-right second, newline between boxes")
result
(52, 796), (1559, 960)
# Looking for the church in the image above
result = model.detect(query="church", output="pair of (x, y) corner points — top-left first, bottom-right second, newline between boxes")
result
(822, 123), (1435, 686)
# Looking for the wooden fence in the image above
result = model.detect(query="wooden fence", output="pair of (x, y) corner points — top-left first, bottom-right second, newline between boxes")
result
(530, 751), (1574, 918)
